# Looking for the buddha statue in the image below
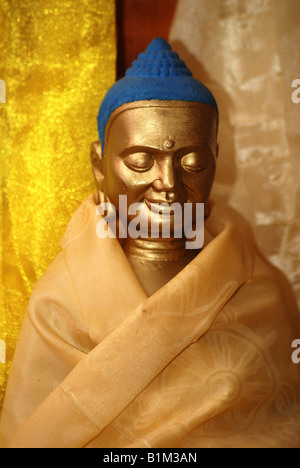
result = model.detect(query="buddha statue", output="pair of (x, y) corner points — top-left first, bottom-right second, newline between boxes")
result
(0, 39), (300, 448)
(91, 38), (218, 296)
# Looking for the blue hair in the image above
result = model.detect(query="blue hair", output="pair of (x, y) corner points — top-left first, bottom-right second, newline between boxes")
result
(97, 38), (218, 150)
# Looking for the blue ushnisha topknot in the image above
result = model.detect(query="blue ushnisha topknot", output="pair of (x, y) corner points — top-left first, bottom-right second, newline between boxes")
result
(125, 38), (192, 78)
(97, 38), (218, 149)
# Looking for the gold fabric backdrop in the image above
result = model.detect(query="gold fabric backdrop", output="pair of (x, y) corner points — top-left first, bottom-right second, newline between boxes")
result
(0, 0), (116, 411)
(170, 0), (300, 311)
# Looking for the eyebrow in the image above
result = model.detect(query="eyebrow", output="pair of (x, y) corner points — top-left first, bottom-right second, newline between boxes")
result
(119, 145), (161, 158)
(119, 144), (214, 159)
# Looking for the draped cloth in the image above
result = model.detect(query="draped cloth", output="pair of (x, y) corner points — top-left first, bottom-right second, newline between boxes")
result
(0, 0), (116, 411)
(169, 0), (300, 311)
(0, 194), (299, 448)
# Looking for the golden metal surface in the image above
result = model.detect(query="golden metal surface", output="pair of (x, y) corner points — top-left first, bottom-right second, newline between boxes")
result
(92, 102), (218, 237)
(91, 100), (218, 292)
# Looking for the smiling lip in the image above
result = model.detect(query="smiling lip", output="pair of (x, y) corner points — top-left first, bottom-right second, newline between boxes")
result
(144, 198), (178, 214)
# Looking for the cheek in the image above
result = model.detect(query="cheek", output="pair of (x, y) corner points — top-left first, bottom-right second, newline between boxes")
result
(181, 164), (216, 203)
(105, 158), (154, 199)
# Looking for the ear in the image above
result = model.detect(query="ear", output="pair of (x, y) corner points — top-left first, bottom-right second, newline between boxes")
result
(90, 140), (104, 191)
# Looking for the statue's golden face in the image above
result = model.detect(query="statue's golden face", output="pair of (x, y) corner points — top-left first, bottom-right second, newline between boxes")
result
(98, 100), (218, 225)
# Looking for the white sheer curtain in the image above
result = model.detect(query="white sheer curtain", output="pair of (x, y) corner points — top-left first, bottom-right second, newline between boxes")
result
(170, 0), (300, 310)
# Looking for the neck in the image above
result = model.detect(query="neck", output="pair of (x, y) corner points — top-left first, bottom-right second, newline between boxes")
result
(123, 236), (195, 261)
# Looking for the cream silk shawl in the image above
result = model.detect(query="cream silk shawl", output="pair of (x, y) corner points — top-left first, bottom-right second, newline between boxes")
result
(0, 194), (300, 448)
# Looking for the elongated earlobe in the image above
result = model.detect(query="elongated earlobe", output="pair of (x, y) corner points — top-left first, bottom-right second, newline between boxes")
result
(90, 141), (104, 201)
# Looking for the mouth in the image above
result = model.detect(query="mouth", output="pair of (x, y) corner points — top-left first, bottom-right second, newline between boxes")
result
(144, 198), (178, 215)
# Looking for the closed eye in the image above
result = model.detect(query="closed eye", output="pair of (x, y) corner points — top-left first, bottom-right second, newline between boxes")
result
(123, 152), (154, 173)
(181, 152), (208, 172)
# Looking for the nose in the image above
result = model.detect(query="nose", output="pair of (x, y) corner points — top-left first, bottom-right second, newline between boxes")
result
(153, 157), (176, 192)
